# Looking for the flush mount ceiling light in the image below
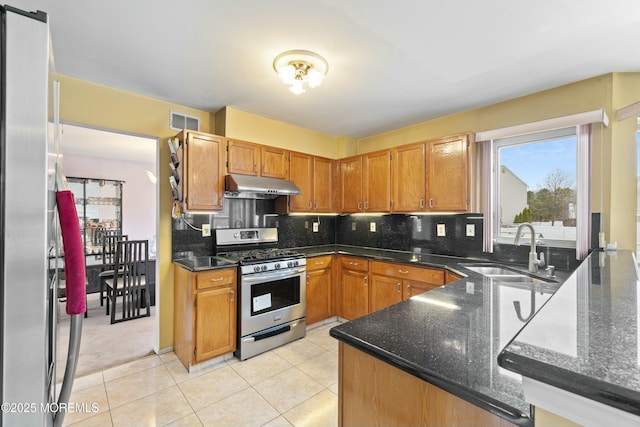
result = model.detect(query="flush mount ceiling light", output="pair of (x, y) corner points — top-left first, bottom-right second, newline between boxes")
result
(273, 50), (328, 95)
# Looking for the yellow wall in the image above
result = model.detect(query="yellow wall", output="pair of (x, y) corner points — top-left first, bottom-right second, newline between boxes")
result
(55, 74), (213, 350)
(218, 107), (339, 159)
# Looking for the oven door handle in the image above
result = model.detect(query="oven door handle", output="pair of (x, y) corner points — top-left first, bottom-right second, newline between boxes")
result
(242, 268), (306, 283)
(241, 322), (298, 342)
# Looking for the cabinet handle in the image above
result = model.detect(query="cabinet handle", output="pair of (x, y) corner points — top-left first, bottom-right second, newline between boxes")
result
(429, 198), (434, 208)
(357, 201), (362, 211)
(315, 201), (318, 210)
(419, 198), (425, 209)
(309, 201), (313, 209)
(406, 284), (411, 297)
(398, 269), (409, 274)
(263, 165), (266, 174)
(306, 276), (310, 285)
(230, 290), (235, 302)
(210, 277), (224, 282)
(254, 164), (258, 173)
(363, 276), (368, 286)
(396, 282), (401, 294)
(315, 261), (323, 265)
(364, 201), (368, 210)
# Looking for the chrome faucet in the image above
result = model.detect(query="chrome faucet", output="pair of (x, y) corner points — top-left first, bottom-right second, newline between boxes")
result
(514, 222), (545, 273)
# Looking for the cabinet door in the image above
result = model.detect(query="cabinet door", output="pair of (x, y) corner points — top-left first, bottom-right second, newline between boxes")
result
(340, 270), (369, 320)
(339, 156), (363, 213)
(313, 156), (333, 212)
(261, 146), (288, 179)
(227, 139), (261, 176)
(363, 149), (391, 212)
(392, 142), (426, 212)
(370, 274), (402, 312)
(306, 268), (332, 325)
(403, 279), (439, 299)
(289, 151), (314, 211)
(185, 132), (225, 211)
(195, 286), (236, 363)
(428, 134), (469, 211)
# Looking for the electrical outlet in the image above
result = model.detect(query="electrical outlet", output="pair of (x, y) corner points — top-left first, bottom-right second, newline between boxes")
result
(312, 222), (319, 232)
(466, 282), (475, 294)
(351, 222), (357, 231)
(370, 222), (376, 232)
(466, 224), (475, 237)
(305, 221), (309, 229)
(437, 223), (446, 237)
(201, 224), (211, 237)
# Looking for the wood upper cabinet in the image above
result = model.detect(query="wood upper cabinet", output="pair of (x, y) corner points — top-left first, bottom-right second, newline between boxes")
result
(392, 132), (471, 213)
(261, 145), (289, 179)
(313, 156), (333, 212)
(174, 266), (237, 369)
(392, 142), (427, 212)
(306, 255), (333, 325)
(339, 155), (363, 213)
(428, 133), (470, 211)
(363, 149), (391, 212)
(227, 138), (260, 176)
(174, 130), (225, 212)
(286, 152), (333, 212)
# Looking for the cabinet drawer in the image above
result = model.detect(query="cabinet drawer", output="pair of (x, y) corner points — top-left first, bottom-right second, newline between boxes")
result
(340, 256), (369, 272)
(370, 261), (444, 285)
(307, 255), (333, 271)
(196, 268), (236, 290)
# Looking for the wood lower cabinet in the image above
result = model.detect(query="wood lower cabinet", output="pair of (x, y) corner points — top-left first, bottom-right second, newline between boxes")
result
(445, 270), (463, 284)
(174, 130), (225, 212)
(338, 343), (517, 427)
(174, 266), (237, 369)
(338, 256), (369, 320)
(306, 255), (333, 325)
(370, 261), (445, 311)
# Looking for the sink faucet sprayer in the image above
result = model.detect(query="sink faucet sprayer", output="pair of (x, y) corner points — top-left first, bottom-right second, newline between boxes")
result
(514, 222), (545, 273)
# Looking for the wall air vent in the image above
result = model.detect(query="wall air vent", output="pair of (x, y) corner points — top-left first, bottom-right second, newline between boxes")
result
(170, 111), (200, 131)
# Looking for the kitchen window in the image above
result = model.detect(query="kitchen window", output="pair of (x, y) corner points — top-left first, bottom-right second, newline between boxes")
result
(477, 110), (607, 260)
(492, 127), (578, 248)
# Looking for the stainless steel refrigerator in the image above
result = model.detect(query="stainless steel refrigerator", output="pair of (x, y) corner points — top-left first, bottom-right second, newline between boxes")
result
(1, 5), (83, 426)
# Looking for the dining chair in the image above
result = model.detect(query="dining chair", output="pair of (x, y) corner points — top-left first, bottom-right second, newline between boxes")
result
(98, 232), (128, 307)
(104, 239), (151, 324)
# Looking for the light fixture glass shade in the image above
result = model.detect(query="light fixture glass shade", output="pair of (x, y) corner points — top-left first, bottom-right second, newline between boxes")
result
(273, 50), (328, 95)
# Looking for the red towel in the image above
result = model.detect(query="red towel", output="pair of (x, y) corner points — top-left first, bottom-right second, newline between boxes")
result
(56, 190), (87, 315)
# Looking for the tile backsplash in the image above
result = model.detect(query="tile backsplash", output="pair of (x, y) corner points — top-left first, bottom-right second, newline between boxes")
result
(172, 197), (599, 271)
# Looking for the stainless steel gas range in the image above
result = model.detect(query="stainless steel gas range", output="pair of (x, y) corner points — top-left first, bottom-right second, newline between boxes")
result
(215, 228), (306, 360)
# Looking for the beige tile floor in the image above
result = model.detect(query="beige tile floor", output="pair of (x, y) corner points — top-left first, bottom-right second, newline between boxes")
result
(62, 321), (340, 427)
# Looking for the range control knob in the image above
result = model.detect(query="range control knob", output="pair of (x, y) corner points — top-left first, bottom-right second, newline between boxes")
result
(254, 266), (261, 273)
(293, 260), (299, 267)
(274, 263), (281, 270)
(287, 261), (293, 268)
(261, 265), (268, 272)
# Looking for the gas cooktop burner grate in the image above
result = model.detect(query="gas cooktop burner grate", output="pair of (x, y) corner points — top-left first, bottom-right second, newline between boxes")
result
(219, 248), (303, 264)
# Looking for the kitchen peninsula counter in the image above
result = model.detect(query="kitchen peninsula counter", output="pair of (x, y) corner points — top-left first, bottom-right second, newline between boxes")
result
(498, 250), (640, 426)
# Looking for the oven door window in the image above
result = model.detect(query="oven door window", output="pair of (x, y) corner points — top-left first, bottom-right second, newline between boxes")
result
(250, 276), (300, 316)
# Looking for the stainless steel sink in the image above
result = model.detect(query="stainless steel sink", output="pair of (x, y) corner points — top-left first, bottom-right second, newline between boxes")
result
(460, 263), (556, 283)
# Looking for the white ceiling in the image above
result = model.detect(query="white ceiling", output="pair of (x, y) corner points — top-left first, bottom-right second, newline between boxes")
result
(11, 0), (640, 139)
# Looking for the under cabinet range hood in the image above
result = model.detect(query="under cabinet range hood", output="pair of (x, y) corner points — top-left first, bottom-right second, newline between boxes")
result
(225, 173), (301, 199)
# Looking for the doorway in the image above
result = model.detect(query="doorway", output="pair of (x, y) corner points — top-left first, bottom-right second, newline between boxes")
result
(55, 123), (159, 378)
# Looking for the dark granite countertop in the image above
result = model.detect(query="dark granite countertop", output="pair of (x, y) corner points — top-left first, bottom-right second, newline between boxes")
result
(498, 249), (640, 418)
(173, 256), (238, 272)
